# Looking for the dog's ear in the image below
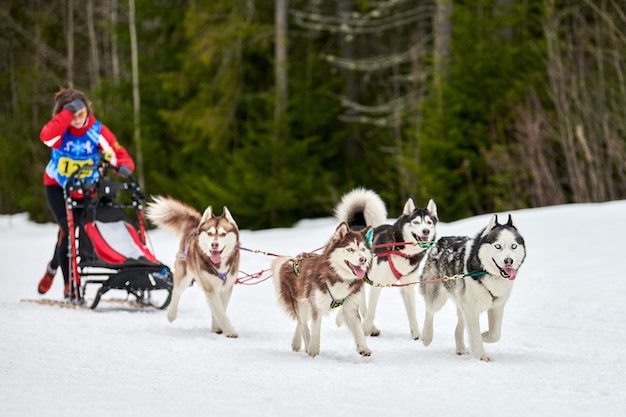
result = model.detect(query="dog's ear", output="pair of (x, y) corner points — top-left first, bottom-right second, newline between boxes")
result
(426, 198), (438, 219)
(332, 222), (351, 242)
(402, 198), (416, 215)
(482, 214), (499, 237)
(506, 214), (514, 227)
(222, 206), (237, 226)
(200, 205), (214, 223)
(363, 226), (373, 248)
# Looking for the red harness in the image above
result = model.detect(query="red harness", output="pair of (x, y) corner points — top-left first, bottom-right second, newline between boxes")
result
(376, 249), (420, 280)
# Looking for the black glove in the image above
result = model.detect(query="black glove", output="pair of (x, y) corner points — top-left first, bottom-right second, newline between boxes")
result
(63, 99), (86, 114)
(117, 165), (132, 178)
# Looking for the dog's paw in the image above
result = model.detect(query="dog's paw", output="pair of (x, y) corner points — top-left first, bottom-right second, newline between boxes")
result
(362, 322), (376, 337)
(478, 353), (494, 362)
(219, 327), (238, 338)
(166, 311), (177, 322)
(411, 330), (421, 341)
(307, 349), (319, 358)
(456, 348), (468, 356)
(359, 347), (372, 357)
(422, 335), (432, 347)
(306, 344), (320, 357)
(481, 331), (500, 343)
(292, 342), (301, 352)
(365, 325), (380, 337)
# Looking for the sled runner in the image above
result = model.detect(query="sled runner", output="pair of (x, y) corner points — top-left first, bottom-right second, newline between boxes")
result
(62, 159), (173, 309)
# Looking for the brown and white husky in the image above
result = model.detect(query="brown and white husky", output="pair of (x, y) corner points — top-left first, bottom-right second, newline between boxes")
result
(271, 222), (373, 357)
(146, 196), (241, 338)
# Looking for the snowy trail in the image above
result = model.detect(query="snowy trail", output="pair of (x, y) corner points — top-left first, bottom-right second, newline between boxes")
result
(2, 201), (626, 417)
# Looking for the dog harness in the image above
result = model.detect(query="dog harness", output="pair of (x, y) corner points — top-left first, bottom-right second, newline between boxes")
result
(324, 283), (350, 309)
(377, 249), (421, 280)
(289, 256), (354, 308)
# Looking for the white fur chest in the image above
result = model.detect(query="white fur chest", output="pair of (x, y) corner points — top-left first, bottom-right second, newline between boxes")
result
(479, 274), (513, 305)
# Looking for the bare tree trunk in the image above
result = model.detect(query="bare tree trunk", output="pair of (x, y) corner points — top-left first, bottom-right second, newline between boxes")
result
(337, 0), (358, 158)
(128, 0), (144, 189)
(66, 0), (74, 86)
(433, 0), (452, 114)
(512, 90), (566, 206)
(275, 0), (288, 139)
(539, 0), (626, 204)
(86, 0), (101, 89)
(110, 0), (120, 83)
(273, 0), (288, 225)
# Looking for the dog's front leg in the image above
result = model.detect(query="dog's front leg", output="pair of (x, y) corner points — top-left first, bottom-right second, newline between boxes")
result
(400, 285), (421, 340)
(167, 270), (193, 323)
(220, 281), (234, 311)
(462, 307), (491, 361)
(421, 283), (448, 347)
(342, 302), (372, 357)
(362, 286), (382, 336)
(454, 307), (467, 356)
(306, 313), (322, 357)
(482, 306), (504, 343)
(296, 304), (311, 352)
(358, 289), (367, 320)
(203, 290), (238, 338)
(291, 323), (302, 352)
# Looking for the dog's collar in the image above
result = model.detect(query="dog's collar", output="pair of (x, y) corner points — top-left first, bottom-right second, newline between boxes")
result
(210, 265), (228, 283)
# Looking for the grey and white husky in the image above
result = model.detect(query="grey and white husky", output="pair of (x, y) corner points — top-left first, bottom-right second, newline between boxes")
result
(335, 187), (437, 339)
(420, 214), (526, 361)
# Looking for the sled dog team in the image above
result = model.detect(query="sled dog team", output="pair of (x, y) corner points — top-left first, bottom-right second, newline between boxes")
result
(146, 187), (527, 362)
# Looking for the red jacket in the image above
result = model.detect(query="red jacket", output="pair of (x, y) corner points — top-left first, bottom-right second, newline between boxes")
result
(40, 109), (135, 187)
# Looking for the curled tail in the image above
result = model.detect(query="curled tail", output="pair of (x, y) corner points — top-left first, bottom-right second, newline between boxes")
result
(145, 195), (202, 238)
(334, 187), (387, 229)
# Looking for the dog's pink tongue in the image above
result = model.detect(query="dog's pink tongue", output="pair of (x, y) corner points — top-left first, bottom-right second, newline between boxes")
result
(210, 251), (221, 264)
(502, 268), (517, 280)
(354, 266), (366, 279)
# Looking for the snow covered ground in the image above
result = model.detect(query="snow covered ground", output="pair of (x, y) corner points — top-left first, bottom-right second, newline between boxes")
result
(1, 200), (625, 417)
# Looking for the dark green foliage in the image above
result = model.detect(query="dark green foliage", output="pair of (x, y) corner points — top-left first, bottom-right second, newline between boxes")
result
(415, 0), (546, 220)
(0, 0), (623, 229)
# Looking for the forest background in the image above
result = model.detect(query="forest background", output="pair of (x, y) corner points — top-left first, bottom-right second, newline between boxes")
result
(1, 0), (625, 230)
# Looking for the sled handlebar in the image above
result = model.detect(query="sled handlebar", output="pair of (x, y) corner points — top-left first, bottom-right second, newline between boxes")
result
(64, 159), (143, 202)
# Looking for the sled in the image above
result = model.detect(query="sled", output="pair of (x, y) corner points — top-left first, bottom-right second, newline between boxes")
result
(62, 159), (173, 309)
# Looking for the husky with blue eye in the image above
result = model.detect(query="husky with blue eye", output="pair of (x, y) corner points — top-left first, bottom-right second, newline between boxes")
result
(419, 214), (526, 361)
(271, 222), (373, 358)
(334, 187), (437, 340)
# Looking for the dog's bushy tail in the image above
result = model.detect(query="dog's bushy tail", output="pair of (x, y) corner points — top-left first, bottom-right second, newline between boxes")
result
(271, 256), (300, 320)
(145, 195), (201, 238)
(334, 187), (387, 229)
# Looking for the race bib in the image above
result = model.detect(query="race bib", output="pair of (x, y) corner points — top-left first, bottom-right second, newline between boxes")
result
(57, 157), (96, 179)
(45, 121), (102, 187)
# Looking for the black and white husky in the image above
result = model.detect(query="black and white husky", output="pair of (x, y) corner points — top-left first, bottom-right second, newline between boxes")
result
(335, 187), (437, 339)
(419, 215), (526, 361)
